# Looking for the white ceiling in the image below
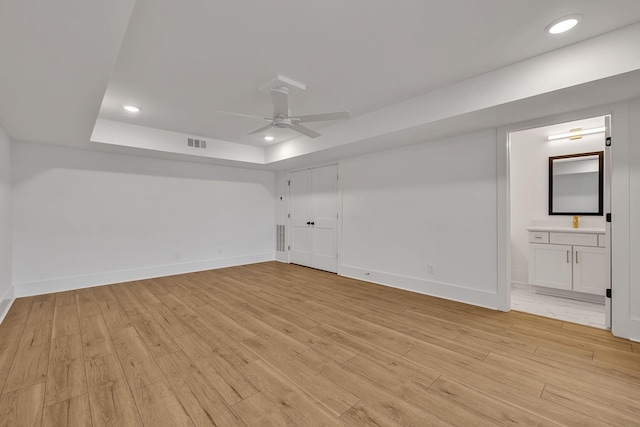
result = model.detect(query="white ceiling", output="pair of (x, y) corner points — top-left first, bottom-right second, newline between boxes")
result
(2, 1), (640, 170)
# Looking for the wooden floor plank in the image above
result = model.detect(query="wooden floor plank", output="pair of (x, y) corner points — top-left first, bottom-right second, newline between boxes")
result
(52, 303), (80, 339)
(156, 350), (245, 425)
(85, 353), (143, 427)
(542, 384), (637, 426)
(132, 319), (179, 358)
(4, 326), (51, 393)
(172, 334), (256, 404)
(110, 327), (164, 390)
(0, 382), (45, 427)
(131, 379), (194, 427)
(23, 294), (56, 334)
(45, 334), (87, 406)
(340, 402), (403, 427)
(79, 314), (115, 361)
(242, 335), (359, 416)
(0, 297), (34, 330)
(231, 391), (298, 426)
(0, 325), (24, 395)
(296, 349), (452, 427)
(42, 393), (92, 427)
(240, 359), (348, 426)
(0, 262), (638, 426)
(76, 288), (101, 320)
(55, 291), (77, 307)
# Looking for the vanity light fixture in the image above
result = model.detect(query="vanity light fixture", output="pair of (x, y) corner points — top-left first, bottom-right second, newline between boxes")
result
(547, 126), (606, 141)
(547, 16), (581, 34)
(264, 136), (274, 141)
(123, 105), (141, 113)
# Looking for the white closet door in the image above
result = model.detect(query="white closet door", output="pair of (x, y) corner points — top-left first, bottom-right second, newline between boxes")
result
(311, 165), (338, 273)
(289, 169), (312, 267)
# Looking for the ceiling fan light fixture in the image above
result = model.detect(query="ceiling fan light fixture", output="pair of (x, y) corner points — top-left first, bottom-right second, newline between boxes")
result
(123, 105), (141, 113)
(547, 16), (580, 34)
(264, 136), (274, 141)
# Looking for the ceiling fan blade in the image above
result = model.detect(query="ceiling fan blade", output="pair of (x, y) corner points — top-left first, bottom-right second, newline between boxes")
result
(211, 110), (266, 120)
(292, 123), (321, 138)
(248, 123), (274, 135)
(290, 110), (350, 123)
(270, 88), (289, 117)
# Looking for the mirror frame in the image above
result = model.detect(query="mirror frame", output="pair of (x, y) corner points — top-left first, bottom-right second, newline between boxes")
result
(548, 151), (604, 216)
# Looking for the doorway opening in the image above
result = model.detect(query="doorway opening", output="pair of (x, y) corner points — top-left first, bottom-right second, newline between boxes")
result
(508, 115), (611, 329)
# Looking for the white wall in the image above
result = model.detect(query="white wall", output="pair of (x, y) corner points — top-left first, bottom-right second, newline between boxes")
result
(274, 170), (289, 263)
(627, 99), (640, 338)
(339, 129), (500, 308)
(12, 142), (275, 296)
(510, 125), (605, 285)
(0, 125), (13, 320)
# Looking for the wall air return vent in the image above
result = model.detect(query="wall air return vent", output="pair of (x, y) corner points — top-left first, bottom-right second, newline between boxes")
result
(187, 137), (207, 149)
(276, 224), (285, 252)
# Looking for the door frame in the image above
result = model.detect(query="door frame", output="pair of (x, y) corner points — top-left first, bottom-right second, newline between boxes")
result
(287, 161), (342, 274)
(497, 102), (628, 336)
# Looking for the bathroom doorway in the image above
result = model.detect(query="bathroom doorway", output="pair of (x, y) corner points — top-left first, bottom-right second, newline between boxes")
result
(508, 115), (611, 329)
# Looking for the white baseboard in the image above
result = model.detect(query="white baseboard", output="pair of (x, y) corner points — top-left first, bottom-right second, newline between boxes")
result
(14, 253), (275, 297)
(339, 265), (499, 310)
(511, 281), (531, 290)
(0, 285), (15, 325)
(529, 285), (605, 304)
(275, 252), (288, 263)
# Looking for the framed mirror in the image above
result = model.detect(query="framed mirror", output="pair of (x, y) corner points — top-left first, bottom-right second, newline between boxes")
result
(549, 151), (604, 216)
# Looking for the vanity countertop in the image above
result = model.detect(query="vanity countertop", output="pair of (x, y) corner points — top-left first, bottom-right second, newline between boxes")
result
(526, 226), (605, 234)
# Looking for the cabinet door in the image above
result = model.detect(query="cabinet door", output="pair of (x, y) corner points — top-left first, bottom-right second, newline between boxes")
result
(529, 243), (572, 290)
(573, 246), (607, 295)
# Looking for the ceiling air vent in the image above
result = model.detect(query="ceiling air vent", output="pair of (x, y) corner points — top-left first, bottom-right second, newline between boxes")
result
(187, 137), (207, 149)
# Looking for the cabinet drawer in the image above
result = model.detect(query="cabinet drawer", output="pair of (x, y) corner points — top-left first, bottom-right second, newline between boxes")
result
(598, 234), (607, 248)
(549, 232), (598, 247)
(528, 232), (549, 243)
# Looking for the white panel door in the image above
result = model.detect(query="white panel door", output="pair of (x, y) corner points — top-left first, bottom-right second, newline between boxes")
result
(573, 246), (607, 295)
(529, 243), (572, 290)
(289, 169), (312, 267)
(311, 165), (338, 273)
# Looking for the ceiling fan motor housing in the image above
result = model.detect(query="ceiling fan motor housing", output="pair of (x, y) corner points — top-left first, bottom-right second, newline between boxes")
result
(273, 118), (293, 128)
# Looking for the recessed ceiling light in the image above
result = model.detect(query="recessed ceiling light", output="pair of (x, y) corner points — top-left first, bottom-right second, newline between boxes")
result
(264, 136), (274, 141)
(123, 105), (140, 113)
(547, 16), (580, 34)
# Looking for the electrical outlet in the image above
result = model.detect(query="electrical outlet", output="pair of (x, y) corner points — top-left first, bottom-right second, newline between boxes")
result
(427, 264), (435, 275)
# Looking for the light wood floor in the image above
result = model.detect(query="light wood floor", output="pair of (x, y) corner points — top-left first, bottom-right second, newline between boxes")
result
(0, 262), (639, 426)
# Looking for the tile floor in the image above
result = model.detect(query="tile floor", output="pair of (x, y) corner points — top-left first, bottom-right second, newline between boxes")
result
(510, 286), (606, 329)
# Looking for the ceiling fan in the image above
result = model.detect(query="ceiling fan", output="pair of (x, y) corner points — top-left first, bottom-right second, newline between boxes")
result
(218, 86), (350, 139)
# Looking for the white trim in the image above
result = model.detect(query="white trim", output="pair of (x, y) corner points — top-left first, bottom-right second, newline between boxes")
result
(340, 265), (499, 310)
(496, 126), (510, 311)
(13, 253), (274, 298)
(0, 285), (15, 324)
(529, 285), (605, 304)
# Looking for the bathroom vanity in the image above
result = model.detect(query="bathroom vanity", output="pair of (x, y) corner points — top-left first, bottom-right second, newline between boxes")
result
(527, 226), (606, 296)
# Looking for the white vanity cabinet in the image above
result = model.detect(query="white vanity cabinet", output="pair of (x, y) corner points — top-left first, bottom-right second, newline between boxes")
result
(527, 228), (606, 296)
